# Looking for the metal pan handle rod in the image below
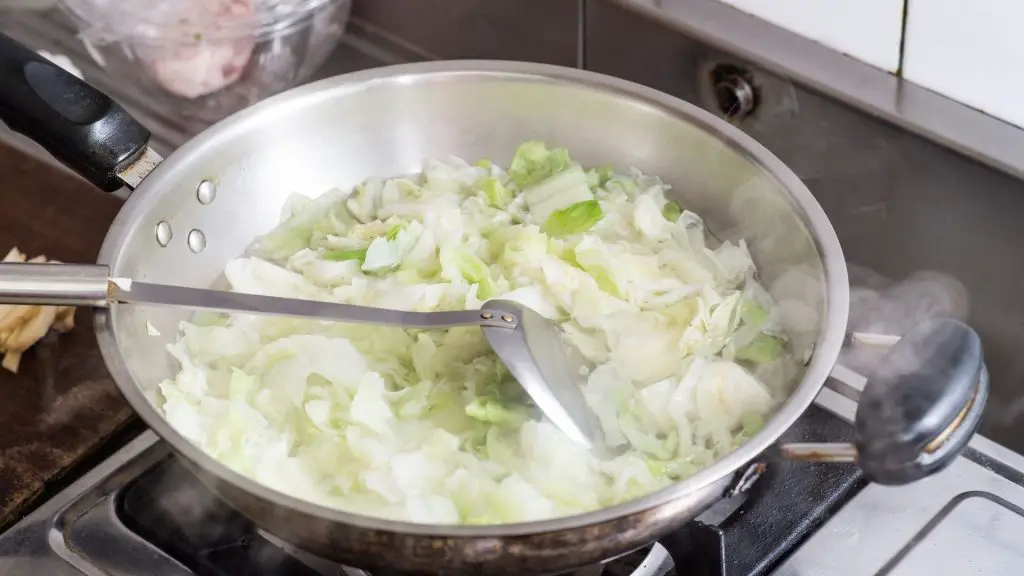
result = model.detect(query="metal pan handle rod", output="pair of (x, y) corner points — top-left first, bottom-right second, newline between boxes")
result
(0, 32), (158, 192)
(0, 262), (110, 306)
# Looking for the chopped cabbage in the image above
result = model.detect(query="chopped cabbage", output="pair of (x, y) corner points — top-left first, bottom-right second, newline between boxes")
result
(157, 142), (798, 525)
(544, 200), (604, 237)
(662, 200), (683, 223)
(323, 248), (367, 262)
(508, 141), (572, 189)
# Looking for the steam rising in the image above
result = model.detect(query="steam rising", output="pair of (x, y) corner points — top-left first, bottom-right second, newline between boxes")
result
(840, 266), (969, 375)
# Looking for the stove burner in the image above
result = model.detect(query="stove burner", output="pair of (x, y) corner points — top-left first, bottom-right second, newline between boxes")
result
(119, 459), (318, 576)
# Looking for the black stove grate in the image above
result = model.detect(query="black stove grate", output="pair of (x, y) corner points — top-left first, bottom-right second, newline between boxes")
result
(663, 405), (867, 575)
(116, 405), (863, 576)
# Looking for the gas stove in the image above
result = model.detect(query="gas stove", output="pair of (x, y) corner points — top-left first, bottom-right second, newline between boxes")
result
(3, 382), (1024, 576)
(4, 0), (1024, 573)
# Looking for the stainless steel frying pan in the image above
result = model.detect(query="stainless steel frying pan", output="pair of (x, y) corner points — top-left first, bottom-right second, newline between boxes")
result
(0, 32), (988, 575)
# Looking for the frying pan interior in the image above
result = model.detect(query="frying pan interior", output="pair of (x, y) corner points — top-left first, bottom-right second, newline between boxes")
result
(105, 72), (834, 402)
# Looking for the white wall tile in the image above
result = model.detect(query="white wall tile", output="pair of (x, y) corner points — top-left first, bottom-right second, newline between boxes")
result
(718, 0), (905, 72)
(903, 0), (1024, 129)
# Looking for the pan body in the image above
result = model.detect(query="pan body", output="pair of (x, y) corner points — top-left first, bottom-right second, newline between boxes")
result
(93, 61), (849, 573)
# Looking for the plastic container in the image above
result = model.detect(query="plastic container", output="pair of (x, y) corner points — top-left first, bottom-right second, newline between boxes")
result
(60, 0), (352, 124)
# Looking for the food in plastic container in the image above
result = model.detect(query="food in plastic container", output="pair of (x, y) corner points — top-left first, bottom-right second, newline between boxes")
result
(60, 0), (352, 123)
(135, 0), (257, 99)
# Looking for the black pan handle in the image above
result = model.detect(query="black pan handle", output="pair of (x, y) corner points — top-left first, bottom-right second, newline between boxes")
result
(0, 32), (151, 192)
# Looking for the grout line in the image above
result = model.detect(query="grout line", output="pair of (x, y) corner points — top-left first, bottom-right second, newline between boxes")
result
(896, 0), (910, 76)
(577, 0), (588, 69)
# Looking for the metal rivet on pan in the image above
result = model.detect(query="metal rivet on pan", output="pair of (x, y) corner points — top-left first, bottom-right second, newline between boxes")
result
(155, 221), (172, 247)
(481, 312), (493, 320)
(501, 315), (514, 323)
(187, 229), (207, 253)
(196, 180), (217, 204)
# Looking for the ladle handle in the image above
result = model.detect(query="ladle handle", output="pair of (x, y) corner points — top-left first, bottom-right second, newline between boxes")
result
(0, 32), (151, 192)
(781, 319), (987, 485)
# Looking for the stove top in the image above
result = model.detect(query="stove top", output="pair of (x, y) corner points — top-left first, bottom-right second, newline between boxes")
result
(2, 4), (1024, 573)
(3, 384), (1024, 576)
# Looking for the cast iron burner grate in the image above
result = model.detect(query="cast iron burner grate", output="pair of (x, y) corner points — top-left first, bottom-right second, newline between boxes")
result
(115, 406), (863, 576)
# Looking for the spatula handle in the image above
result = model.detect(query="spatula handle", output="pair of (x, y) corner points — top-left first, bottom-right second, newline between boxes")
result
(0, 263), (520, 331)
(0, 263), (109, 306)
(111, 280), (517, 330)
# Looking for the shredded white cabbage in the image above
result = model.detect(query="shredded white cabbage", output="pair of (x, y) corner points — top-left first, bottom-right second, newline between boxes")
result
(155, 142), (800, 525)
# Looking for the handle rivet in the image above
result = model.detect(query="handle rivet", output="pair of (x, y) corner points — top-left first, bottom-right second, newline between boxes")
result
(481, 312), (493, 320)
(187, 229), (207, 253)
(196, 180), (217, 204)
(155, 221), (172, 247)
(501, 315), (514, 323)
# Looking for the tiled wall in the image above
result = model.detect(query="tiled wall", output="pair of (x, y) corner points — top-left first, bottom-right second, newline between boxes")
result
(716, 0), (904, 73)
(715, 0), (1024, 131)
(901, 0), (1021, 129)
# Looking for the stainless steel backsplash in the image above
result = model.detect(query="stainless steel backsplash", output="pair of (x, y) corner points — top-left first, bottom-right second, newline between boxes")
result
(352, 0), (581, 66)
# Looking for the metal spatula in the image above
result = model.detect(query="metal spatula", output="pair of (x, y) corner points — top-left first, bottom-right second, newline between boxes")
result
(0, 262), (598, 447)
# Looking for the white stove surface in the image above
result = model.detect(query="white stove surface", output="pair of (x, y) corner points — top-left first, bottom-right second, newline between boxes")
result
(775, 386), (1024, 575)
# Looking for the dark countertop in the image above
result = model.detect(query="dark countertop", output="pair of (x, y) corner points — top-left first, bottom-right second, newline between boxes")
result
(0, 141), (135, 529)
